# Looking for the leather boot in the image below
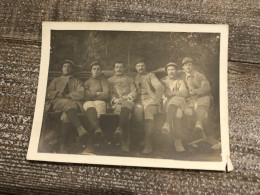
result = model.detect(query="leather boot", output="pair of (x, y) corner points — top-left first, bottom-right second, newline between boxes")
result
(142, 120), (154, 154)
(86, 108), (104, 141)
(58, 122), (71, 153)
(174, 139), (185, 152)
(114, 126), (123, 145)
(121, 123), (130, 152)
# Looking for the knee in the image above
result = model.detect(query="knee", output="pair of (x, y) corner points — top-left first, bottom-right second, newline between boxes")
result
(121, 101), (134, 110)
(176, 108), (183, 118)
(83, 101), (95, 111)
(95, 100), (106, 109)
(184, 108), (193, 116)
(60, 112), (69, 122)
(133, 104), (144, 122)
(144, 105), (157, 120)
(64, 101), (78, 111)
(95, 101), (107, 117)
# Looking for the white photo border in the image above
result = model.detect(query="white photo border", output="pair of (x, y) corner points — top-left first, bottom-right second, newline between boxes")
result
(27, 22), (233, 172)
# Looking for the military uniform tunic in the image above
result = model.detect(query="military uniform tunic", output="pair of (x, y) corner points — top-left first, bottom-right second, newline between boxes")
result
(108, 74), (137, 114)
(161, 76), (188, 111)
(83, 76), (109, 116)
(134, 73), (164, 120)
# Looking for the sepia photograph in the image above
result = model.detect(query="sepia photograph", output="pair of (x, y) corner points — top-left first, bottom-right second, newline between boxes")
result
(27, 22), (232, 171)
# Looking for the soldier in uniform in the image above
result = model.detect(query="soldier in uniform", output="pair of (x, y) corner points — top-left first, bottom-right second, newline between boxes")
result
(181, 57), (221, 149)
(161, 62), (188, 152)
(46, 60), (88, 153)
(83, 61), (109, 146)
(108, 61), (137, 152)
(133, 58), (165, 154)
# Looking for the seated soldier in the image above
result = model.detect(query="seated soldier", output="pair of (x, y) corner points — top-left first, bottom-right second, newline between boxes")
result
(161, 62), (188, 152)
(108, 60), (137, 152)
(181, 57), (221, 149)
(133, 58), (164, 154)
(45, 60), (88, 153)
(83, 61), (109, 147)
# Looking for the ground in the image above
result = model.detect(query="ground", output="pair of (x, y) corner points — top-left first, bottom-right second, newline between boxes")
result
(38, 112), (222, 162)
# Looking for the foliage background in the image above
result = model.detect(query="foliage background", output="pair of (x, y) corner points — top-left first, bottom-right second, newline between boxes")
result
(50, 30), (220, 72)
(49, 30), (220, 108)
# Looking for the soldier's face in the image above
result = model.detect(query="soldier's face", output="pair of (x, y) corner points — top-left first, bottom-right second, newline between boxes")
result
(91, 65), (102, 78)
(62, 63), (73, 76)
(114, 63), (124, 76)
(167, 66), (177, 78)
(135, 62), (146, 74)
(183, 62), (194, 73)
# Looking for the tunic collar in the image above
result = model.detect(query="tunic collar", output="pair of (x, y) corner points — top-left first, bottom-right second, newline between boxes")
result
(185, 72), (194, 80)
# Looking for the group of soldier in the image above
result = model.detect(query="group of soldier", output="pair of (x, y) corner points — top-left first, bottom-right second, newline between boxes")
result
(45, 57), (221, 155)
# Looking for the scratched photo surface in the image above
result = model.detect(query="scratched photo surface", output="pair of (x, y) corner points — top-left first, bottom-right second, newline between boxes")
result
(27, 23), (231, 170)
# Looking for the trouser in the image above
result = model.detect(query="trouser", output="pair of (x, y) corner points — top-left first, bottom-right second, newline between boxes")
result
(83, 100), (106, 117)
(166, 104), (182, 139)
(52, 98), (82, 128)
(118, 107), (131, 129)
(133, 103), (158, 151)
(85, 107), (100, 131)
(144, 119), (154, 150)
(58, 122), (79, 153)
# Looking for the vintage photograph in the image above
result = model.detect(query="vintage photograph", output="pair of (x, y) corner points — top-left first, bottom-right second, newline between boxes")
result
(27, 22), (232, 171)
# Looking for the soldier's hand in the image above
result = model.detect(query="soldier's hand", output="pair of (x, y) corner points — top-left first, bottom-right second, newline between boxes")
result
(127, 96), (134, 102)
(189, 89), (197, 95)
(152, 98), (161, 105)
(165, 90), (174, 98)
(114, 98), (122, 104)
(96, 92), (101, 96)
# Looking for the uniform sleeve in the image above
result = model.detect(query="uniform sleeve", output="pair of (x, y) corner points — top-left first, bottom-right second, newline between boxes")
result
(84, 79), (97, 100)
(175, 80), (188, 97)
(150, 73), (165, 104)
(161, 77), (174, 99)
(196, 73), (211, 96)
(108, 77), (117, 104)
(95, 78), (110, 101)
(67, 79), (85, 100)
(127, 77), (137, 102)
(46, 78), (58, 100)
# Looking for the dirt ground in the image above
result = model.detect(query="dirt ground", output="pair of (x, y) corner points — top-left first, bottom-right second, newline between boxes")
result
(38, 112), (222, 162)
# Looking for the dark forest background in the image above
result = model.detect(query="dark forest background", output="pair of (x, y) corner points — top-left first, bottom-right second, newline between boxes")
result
(49, 30), (220, 72)
(49, 30), (220, 106)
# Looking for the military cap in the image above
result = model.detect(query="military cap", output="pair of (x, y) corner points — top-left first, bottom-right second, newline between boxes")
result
(134, 57), (146, 66)
(165, 62), (178, 72)
(63, 60), (75, 68)
(90, 60), (102, 69)
(182, 57), (194, 65)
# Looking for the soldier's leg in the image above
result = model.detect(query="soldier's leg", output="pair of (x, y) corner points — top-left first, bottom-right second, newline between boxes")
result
(64, 102), (88, 138)
(173, 109), (185, 152)
(132, 104), (144, 147)
(195, 96), (211, 138)
(118, 107), (131, 128)
(121, 121), (130, 152)
(58, 122), (72, 153)
(53, 99), (88, 149)
(203, 111), (221, 150)
(142, 105), (158, 154)
(114, 102), (133, 147)
(114, 107), (130, 143)
(94, 100), (107, 117)
(83, 101), (103, 140)
(195, 105), (207, 138)
(161, 104), (178, 135)
(53, 99), (83, 129)
(94, 100), (107, 139)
